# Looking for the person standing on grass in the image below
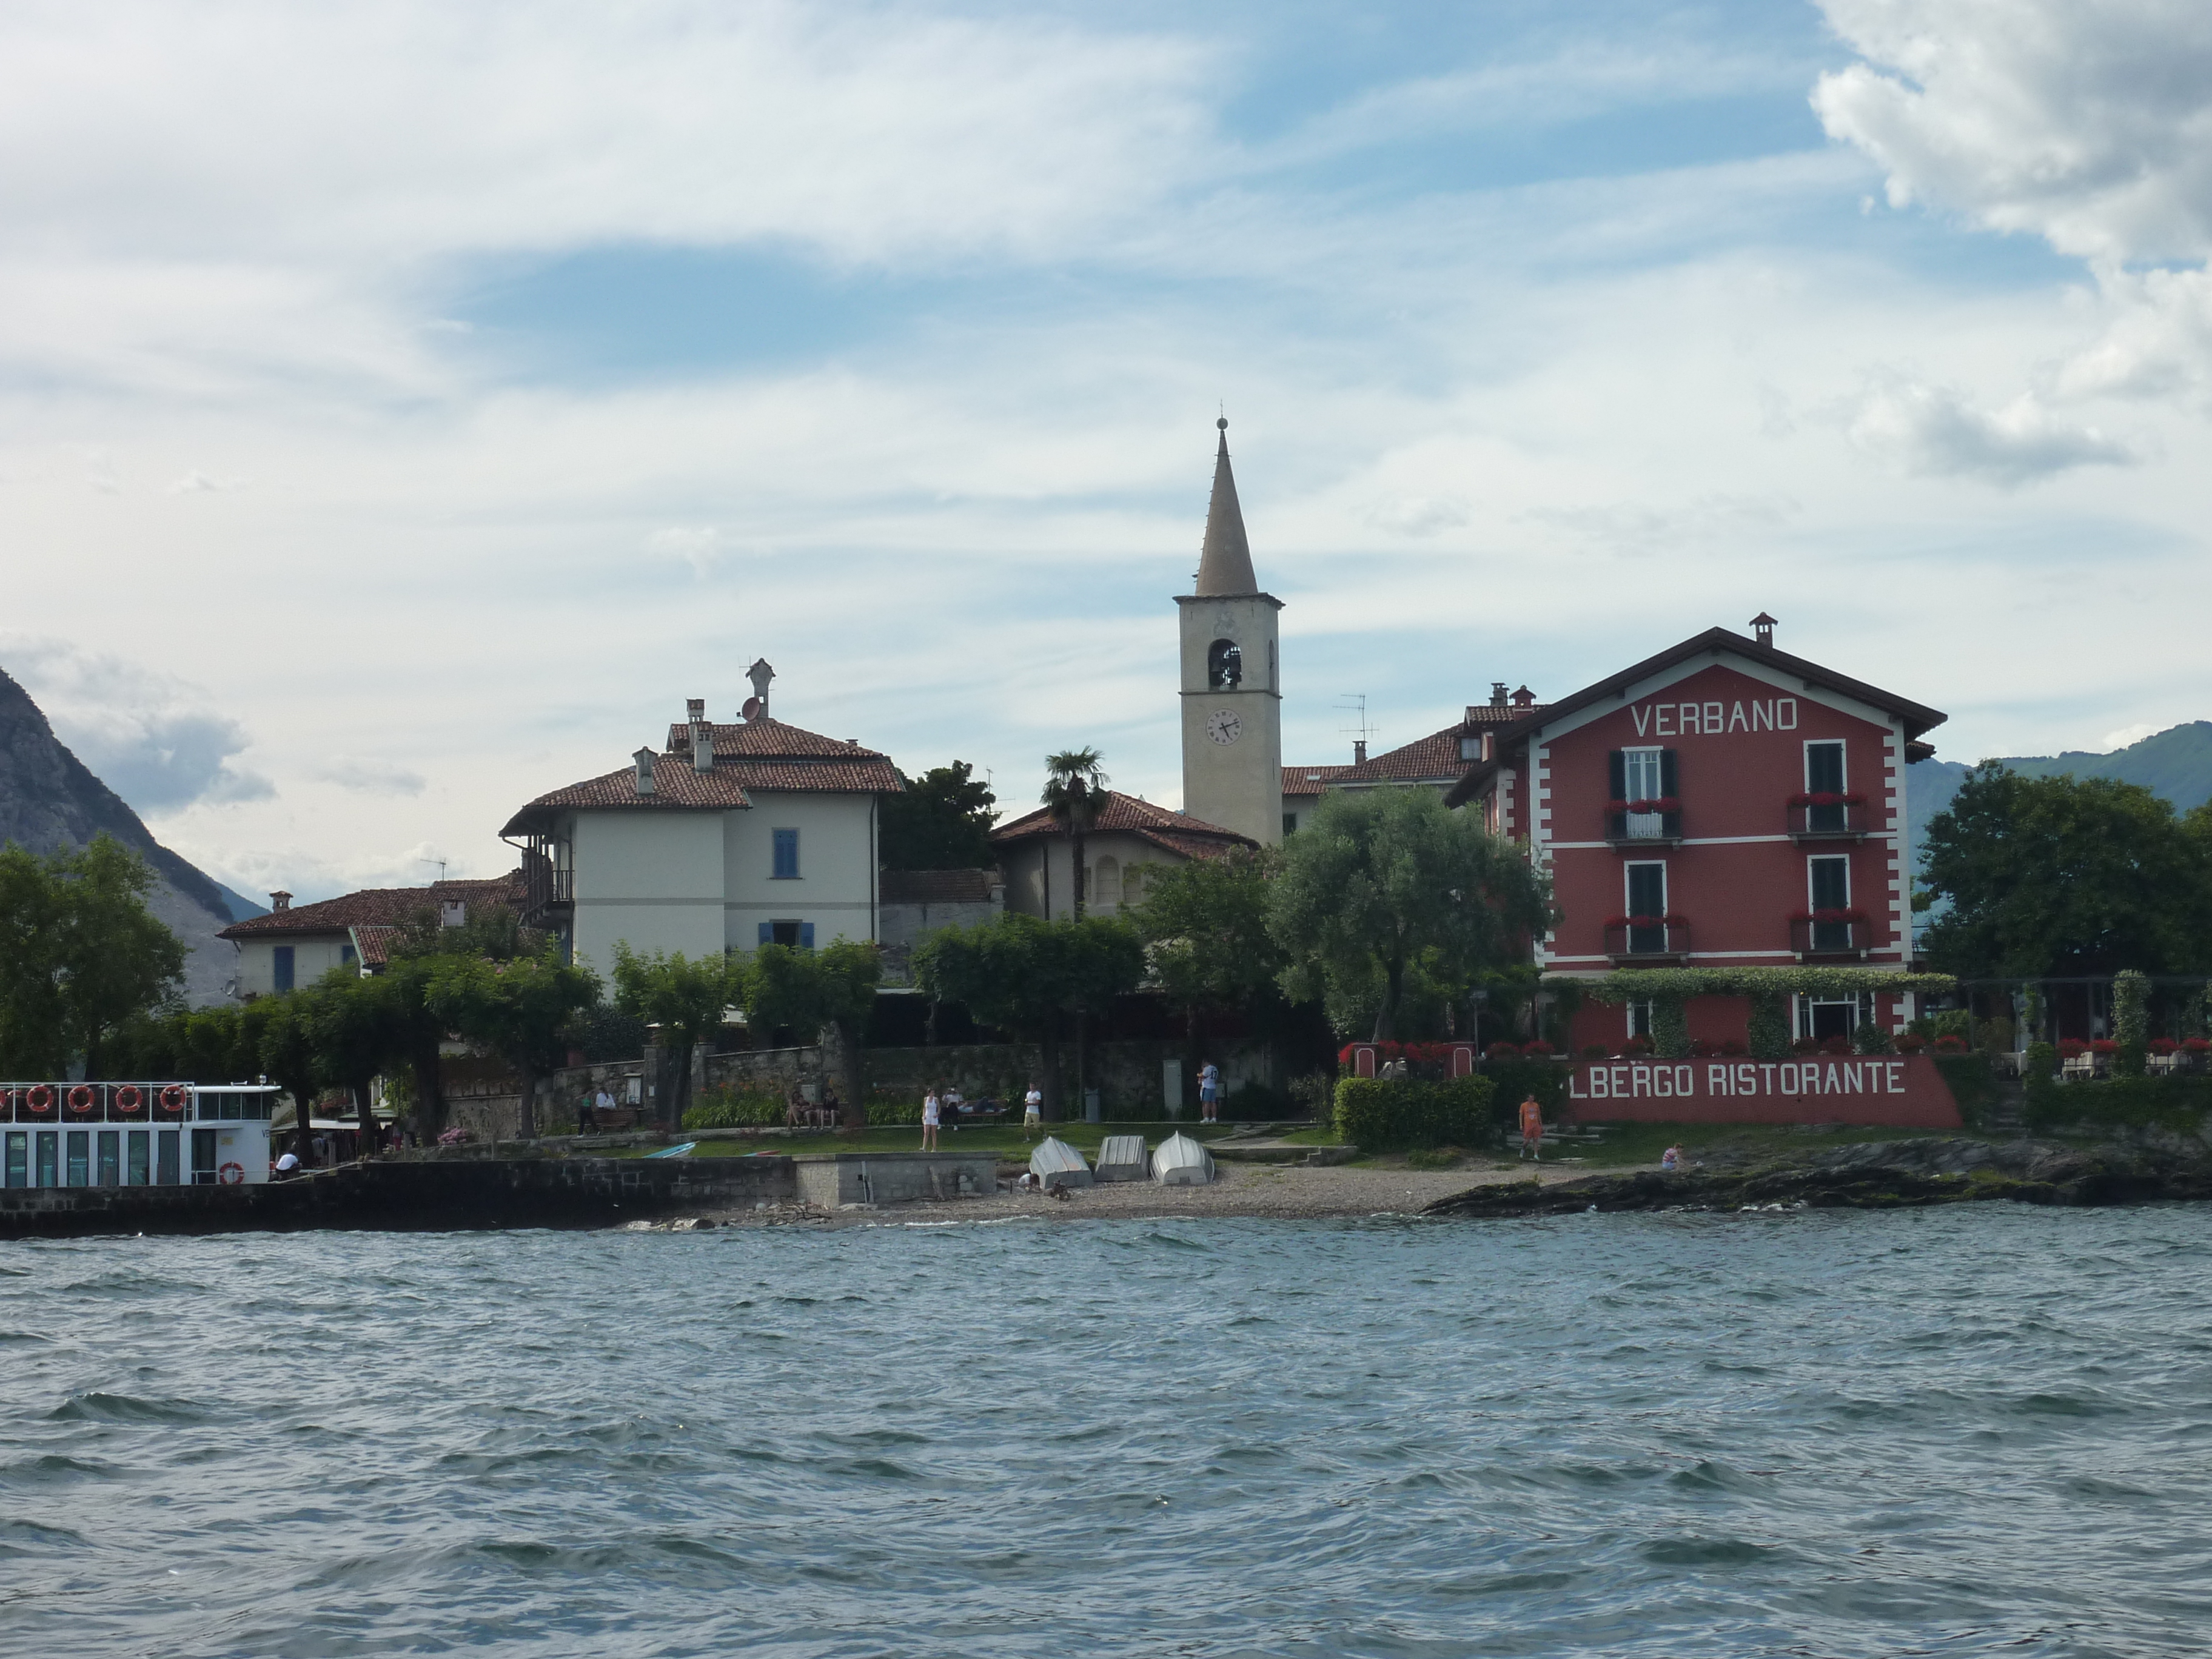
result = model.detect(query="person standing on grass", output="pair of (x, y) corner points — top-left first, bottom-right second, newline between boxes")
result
(1518, 1094), (1545, 1161)
(921, 1085), (941, 1151)
(1022, 1082), (1044, 1141)
(943, 1081), (965, 1131)
(1198, 1060), (1221, 1124)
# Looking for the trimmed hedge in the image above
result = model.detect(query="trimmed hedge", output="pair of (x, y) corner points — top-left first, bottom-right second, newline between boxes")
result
(1932, 1054), (2000, 1131)
(2025, 1074), (2212, 1134)
(680, 1088), (788, 1131)
(1335, 1075), (1500, 1153)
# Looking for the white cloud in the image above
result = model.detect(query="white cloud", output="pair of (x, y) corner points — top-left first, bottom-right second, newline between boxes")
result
(2100, 722), (2162, 752)
(1843, 377), (2136, 485)
(1, 637), (273, 812)
(311, 759), (427, 797)
(1813, 0), (2212, 265)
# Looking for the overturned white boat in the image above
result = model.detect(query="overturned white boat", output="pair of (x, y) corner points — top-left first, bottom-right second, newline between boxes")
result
(1029, 1135), (1093, 1188)
(1151, 1131), (1216, 1186)
(1094, 1134), (1148, 1182)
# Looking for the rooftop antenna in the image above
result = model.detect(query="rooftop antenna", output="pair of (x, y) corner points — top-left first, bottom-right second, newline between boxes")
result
(420, 857), (447, 882)
(1338, 693), (1376, 765)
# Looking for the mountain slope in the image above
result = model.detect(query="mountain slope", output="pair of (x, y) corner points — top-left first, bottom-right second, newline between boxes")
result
(1908, 720), (2212, 871)
(0, 664), (239, 1006)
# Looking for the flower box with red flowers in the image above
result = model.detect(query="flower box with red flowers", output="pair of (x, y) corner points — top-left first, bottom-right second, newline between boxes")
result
(1931, 1034), (1971, 1054)
(1895, 1033), (1928, 1054)
(2150, 1037), (2180, 1056)
(1605, 797), (1681, 843)
(2057, 1038), (2090, 1059)
(2090, 1039), (2122, 1056)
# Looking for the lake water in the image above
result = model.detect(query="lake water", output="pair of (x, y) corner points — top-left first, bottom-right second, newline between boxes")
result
(4, 1206), (2210, 1658)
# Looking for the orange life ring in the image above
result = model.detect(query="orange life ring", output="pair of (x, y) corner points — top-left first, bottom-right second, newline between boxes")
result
(218, 1162), (246, 1185)
(115, 1085), (144, 1115)
(25, 1084), (55, 1115)
(159, 1084), (189, 1114)
(67, 1084), (97, 1116)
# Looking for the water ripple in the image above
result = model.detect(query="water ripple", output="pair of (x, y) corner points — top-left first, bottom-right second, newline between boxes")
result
(1, 1207), (2209, 1655)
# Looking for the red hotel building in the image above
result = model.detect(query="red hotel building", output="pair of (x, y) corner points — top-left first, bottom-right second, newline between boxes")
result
(1446, 616), (1946, 1050)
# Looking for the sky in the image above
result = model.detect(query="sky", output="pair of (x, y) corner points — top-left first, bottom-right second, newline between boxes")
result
(2, 0), (2210, 903)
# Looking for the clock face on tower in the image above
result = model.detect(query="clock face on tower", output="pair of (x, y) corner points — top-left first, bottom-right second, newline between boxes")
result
(1207, 710), (1243, 745)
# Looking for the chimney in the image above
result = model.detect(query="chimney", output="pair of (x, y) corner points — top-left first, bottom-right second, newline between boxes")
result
(1353, 739), (1367, 765)
(269, 890), (291, 912)
(1511, 685), (1535, 709)
(1490, 681), (1509, 708)
(633, 746), (657, 797)
(1751, 611), (1778, 648)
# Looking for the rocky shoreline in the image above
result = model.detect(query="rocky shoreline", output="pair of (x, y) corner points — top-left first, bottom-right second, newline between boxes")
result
(1423, 1136), (2212, 1218)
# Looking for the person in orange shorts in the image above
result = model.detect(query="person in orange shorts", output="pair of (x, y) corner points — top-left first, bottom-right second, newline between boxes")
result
(1518, 1094), (1545, 1161)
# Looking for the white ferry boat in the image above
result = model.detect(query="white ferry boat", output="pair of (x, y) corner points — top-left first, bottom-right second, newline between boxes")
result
(1, 1082), (284, 1189)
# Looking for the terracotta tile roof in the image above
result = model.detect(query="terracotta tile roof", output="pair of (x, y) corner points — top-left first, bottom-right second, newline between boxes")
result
(1283, 765), (1351, 797)
(991, 791), (1256, 861)
(880, 868), (1002, 905)
(218, 871), (528, 940)
(719, 759), (905, 793)
(667, 715), (888, 762)
(500, 756), (755, 834)
(350, 925), (400, 968)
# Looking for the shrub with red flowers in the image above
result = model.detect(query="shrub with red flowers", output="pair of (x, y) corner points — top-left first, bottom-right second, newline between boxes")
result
(2090, 1039), (2121, 1056)
(1483, 1041), (1521, 1061)
(1520, 1039), (1556, 1059)
(2185, 1037), (2212, 1055)
(2150, 1037), (2180, 1056)
(1931, 1034), (1970, 1054)
(2056, 1037), (2090, 1059)
(1894, 1033), (1928, 1054)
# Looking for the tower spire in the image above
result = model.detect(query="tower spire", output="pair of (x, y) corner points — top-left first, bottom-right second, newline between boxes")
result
(1195, 417), (1258, 596)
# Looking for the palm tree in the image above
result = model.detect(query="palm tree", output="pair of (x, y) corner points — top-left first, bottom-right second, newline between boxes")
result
(1041, 748), (1108, 919)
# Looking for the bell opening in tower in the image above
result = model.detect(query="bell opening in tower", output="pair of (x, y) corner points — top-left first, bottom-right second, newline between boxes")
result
(1208, 639), (1243, 688)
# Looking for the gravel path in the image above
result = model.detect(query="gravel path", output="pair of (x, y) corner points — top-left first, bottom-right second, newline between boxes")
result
(683, 1156), (1623, 1229)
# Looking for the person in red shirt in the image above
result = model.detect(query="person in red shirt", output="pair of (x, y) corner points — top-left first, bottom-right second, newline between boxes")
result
(1518, 1096), (1545, 1161)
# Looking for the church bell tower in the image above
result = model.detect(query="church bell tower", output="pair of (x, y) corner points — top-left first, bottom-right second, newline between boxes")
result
(1178, 418), (1284, 845)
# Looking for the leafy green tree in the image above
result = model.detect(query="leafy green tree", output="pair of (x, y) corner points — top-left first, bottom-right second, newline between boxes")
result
(1131, 846), (1294, 1074)
(252, 993), (324, 1158)
(912, 912), (1144, 1120)
(1041, 748), (1107, 919)
(1922, 763), (2212, 977)
(303, 968), (407, 1151)
(608, 945), (733, 1127)
(0, 835), (187, 1078)
(746, 939), (883, 1127)
(878, 761), (998, 870)
(427, 952), (600, 1138)
(1269, 788), (1553, 1041)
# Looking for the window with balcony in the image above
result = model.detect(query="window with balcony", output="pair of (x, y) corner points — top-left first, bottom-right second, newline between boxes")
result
(1606, 746), (1679, 843)
(1789, 854), (1867, 957)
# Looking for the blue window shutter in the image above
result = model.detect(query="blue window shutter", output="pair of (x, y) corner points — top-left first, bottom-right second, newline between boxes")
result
(800, 923), (815, 950)
(773, 828), (799, 879)
(272, 946), (294, 992)
(757, 922), (774, 947)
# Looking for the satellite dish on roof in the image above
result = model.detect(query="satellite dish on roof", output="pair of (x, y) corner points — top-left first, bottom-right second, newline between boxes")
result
(740, 697), (761, 721)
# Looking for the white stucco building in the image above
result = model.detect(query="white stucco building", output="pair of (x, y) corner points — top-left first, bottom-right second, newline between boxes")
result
(993, 791), (1253, 921)
(217, 873), (526, 997)
(501, 675), (902, 974)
